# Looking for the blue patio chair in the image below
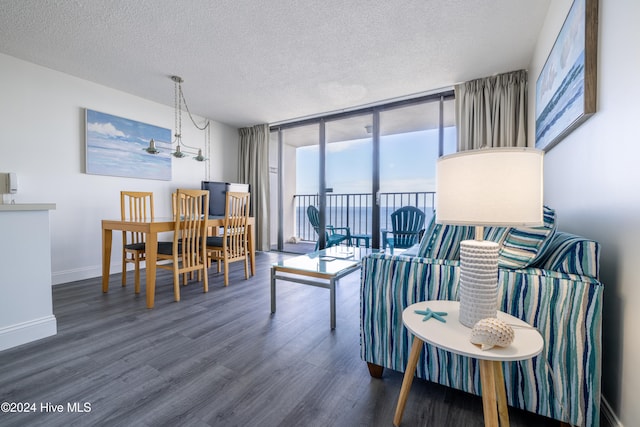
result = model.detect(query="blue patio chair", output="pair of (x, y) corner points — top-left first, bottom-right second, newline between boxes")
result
(381, 206), (425, 253)
(307, 205), (351, 250)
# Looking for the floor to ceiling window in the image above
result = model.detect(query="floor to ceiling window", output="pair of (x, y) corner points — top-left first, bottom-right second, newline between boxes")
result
(324, 113), (373, 243)
(379, 98), (456, 231)
(269, 91), (455, 253)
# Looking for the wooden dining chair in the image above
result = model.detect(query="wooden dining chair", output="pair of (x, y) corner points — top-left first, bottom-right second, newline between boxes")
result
(120, 191), (154, 293)
(171, 191), (187, 219)
(207, 191), (250, 286)
(157, 189), (209, 302)
(171, 190), (198, 281)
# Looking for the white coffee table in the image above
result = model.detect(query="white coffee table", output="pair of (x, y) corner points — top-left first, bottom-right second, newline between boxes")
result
(393, 300), (544, 427)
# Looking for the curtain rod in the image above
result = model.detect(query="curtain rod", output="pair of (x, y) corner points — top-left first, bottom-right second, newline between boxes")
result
(269, 87), (454, 130)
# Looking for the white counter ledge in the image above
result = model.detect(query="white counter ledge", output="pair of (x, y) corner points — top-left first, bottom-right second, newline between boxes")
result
(0, 204), (57, 351)
(0, 203), (56, 211)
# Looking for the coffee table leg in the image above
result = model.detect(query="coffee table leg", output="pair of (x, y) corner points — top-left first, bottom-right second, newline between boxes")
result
(479, 359), (500, 427)
(270, 267), (276, 314)
(393, 336), (423, 426)
(330, 277), (336, 329)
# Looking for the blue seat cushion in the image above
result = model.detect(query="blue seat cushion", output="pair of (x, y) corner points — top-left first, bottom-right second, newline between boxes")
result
(157, 241), (174, 255)
(124, 242), (145, 251)
(158, 239), (202, 255)
(206, 236), (224, 247)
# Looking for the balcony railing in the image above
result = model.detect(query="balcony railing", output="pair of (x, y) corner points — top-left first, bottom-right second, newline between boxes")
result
(293, 192), (435, 243)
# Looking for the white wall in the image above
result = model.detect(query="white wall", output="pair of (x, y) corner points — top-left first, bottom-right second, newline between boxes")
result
(267, 133), (299, 248)
(283, 142), (298, 241)
(530, 1), (640, 425)
(0, 53), (239, 285)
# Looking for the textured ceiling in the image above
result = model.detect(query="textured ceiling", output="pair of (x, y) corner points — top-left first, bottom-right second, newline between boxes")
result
(0, 0), (550, 128)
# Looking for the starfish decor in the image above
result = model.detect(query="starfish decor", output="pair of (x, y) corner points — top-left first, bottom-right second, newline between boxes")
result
(414, 308), (448, 323)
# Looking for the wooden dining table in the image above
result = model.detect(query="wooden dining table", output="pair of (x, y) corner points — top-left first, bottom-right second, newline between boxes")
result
(102, 216), (255, 308)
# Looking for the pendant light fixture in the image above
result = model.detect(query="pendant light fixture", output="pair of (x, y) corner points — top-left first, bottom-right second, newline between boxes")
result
(144, 75), (210, 161)
(144, 138), (160, 154)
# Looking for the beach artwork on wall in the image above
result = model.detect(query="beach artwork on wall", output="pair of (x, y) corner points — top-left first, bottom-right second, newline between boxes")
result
(535, 0), (597, 152)
(85, 109), (172, 180)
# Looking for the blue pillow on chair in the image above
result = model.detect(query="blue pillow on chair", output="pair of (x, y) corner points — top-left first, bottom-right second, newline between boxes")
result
(532, 231), (600, 279)
(417, 207), (556, 265)
(484, 206), (557, 269)
(417, 216), (474, 260)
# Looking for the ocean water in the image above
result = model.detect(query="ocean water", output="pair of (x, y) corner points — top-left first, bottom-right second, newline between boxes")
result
(535, 51), (586, 148)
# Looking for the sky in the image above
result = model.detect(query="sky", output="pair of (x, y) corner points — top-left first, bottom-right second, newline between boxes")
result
(296, 127), (457, 195)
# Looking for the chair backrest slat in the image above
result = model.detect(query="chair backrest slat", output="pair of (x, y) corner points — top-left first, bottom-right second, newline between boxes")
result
(174, 189), (209, 268)
(223, 192), (250, 258)
(121, 191), (154, 245)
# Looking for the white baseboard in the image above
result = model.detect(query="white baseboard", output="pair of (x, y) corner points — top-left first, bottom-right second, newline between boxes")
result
(52, 262), (128, 285)
(52, 266), (101, 285)
(52, 262), (171, 286)
(0, 315), (57, 352)
(602, 396), (624, 427)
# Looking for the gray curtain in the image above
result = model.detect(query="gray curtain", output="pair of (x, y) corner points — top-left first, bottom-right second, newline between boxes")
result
(238, 124), (270, 251)
(455, 69), (528, 151)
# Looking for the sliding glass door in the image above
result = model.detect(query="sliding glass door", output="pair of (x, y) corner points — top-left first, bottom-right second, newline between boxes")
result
(269, 91), (456, 253)
(378, 97), (457, 234)
(271, 123), (319, 252)
(323, 113), (373, 249)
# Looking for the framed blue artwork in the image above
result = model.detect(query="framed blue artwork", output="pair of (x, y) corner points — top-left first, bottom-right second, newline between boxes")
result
(85, 109), (172, 180)
(535, 0), (598, 152)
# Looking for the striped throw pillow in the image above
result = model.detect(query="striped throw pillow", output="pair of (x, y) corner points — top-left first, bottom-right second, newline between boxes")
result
(484, 206), (557, 269)
(417, 216), (475, 260)
(533, 231), (600, 278)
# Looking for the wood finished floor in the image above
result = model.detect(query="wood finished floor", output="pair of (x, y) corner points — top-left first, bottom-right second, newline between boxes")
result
(0, 252), (561, 427)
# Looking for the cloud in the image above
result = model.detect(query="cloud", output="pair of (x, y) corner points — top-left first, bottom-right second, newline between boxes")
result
(88, 122), (127, 138)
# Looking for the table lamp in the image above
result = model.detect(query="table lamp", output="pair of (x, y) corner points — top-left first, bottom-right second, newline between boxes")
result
(436, 147), (544, 327)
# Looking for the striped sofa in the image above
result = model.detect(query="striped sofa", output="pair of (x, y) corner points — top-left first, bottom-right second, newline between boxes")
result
(360, 229), (603, 426)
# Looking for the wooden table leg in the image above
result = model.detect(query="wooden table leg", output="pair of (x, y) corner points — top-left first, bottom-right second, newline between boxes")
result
(479, 359), (499, 427)
(102, 227), (112, 293)
(145, 231), (158, 309)
(393, 336), (423, 426)
(494, 361), (510, 427)
(249, 222), (255, 276)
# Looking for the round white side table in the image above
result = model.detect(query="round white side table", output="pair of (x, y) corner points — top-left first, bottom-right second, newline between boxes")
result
(393, 300), (544, 427)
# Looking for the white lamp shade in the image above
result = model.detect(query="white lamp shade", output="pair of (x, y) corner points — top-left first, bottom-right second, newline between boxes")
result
(436, 148), (544, 226)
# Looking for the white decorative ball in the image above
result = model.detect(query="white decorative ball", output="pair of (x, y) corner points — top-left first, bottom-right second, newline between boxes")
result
(469, 317), (515, 350)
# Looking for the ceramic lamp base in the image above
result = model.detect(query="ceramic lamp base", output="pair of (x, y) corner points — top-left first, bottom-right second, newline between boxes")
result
(458, 239), (500, 328)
